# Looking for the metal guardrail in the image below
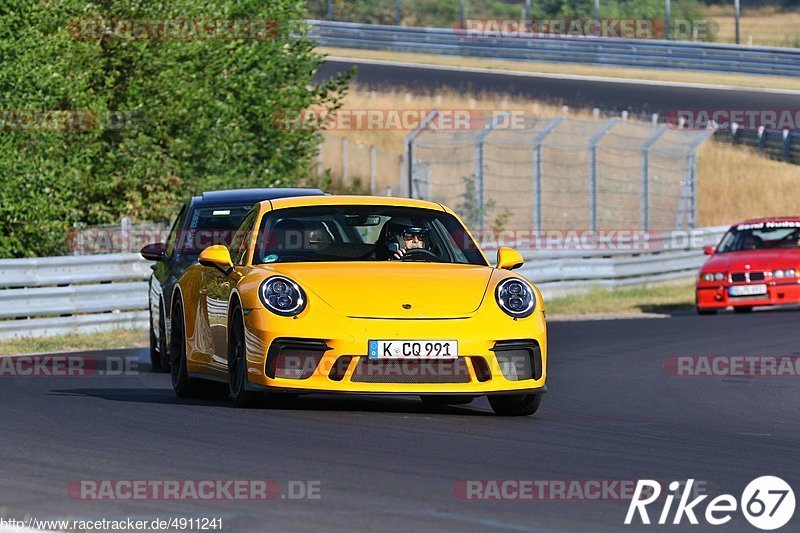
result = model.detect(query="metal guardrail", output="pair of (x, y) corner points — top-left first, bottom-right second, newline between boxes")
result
(0, 253), (150, 340)
(309, 20), (800, 76)
(516, 226), (729, 298)
(0, 227), (729, 339)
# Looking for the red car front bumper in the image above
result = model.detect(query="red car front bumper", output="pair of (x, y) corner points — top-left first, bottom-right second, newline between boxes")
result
(696, 281), (800, 310)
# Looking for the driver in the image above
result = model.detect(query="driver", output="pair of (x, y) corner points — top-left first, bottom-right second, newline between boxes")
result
(393, 227), (429, 259)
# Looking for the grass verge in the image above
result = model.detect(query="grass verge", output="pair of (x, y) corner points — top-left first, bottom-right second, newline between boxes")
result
(545, 281), (696, 316)
(0, 285), (695, 356)
(0, 328), (148, 356)
(319, 47), (800, 92)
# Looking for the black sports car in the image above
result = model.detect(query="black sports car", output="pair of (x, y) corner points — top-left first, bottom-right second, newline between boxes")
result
(140, 188), (325, 370)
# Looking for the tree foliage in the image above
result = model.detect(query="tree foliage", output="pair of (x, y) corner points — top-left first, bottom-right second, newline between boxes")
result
(0, 0), (350, 257)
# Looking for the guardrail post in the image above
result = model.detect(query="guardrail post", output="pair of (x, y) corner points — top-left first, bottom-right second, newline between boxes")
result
(758, 126), (766, 153)
(783, 129), (791, 161)
(588, 118), (620, 232)
(531, 116), (564, 231)
(640, 125), (667, 231)
(403, 109), (439, 198)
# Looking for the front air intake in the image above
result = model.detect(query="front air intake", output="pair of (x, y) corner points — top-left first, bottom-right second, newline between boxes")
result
(490, 340), (543, 381)
(266, 338), (331, 379)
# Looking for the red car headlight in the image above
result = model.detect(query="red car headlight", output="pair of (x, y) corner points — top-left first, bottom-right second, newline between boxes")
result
(701, 272), (725, 282)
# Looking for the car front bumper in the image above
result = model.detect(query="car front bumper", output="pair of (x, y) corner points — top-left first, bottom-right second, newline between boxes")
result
(696, 281), (800, 309)
(240, 307), (548, 395)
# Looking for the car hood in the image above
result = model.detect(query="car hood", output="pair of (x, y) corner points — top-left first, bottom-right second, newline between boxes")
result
(261, 262), (493, 318)
(704, 249), (800, 271)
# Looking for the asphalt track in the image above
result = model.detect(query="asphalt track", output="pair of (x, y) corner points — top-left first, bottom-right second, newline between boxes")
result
(2, 310), (799, 532)
(316, 58), (800, 115)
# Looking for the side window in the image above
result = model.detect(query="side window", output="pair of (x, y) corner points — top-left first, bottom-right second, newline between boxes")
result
(165, 204), (187, 257)
(229, 210), (258, 265)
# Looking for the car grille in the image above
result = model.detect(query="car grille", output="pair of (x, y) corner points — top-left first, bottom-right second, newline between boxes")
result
(730, 271), (765, 283)
(350, 358), (471, 383)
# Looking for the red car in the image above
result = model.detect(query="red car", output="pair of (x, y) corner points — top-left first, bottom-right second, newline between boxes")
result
(697, 217), (800, 314)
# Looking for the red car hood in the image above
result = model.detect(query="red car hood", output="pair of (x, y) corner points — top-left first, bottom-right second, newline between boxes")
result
(704, 249), (800, 271)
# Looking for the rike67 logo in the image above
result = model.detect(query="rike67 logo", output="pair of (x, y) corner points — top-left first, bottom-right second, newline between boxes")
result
(626, 477), (795, 530)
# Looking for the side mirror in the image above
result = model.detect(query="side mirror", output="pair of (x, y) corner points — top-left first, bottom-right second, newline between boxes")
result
(704, 246), (715, 255)
(496, 247), (524, 270)
(140, 242), (166, 261)
(199, 245), (233, 274)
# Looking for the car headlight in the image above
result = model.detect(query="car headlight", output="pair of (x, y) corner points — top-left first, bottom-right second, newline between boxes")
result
(259, 276), (306, 316)
(496, 278), (536, 318)
(701, 272), (725, 282)
(772, 269), (796, 279)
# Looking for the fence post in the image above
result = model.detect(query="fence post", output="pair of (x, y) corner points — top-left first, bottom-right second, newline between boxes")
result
(588, 118), (620, 232)
(640, 125), (667, 231)
(474, 112), (506, 230)
(342, 137), (349, 184)
(120, 217), (131, 253)
(370, 145), (377, 195)
(531, 116), (564, 232)
(403, 109), (439, 198)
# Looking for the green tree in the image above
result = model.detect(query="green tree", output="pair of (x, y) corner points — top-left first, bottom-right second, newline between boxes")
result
(0, 0), (350, 257)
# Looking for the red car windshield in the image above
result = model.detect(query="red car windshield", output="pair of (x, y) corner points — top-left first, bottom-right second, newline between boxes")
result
(716, 223), (800, 253)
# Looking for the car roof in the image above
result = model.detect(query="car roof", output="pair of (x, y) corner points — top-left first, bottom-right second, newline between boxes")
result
(264, 195), (445, 211)
(734, 216), (800, 226)
(192, 188), (325, 207)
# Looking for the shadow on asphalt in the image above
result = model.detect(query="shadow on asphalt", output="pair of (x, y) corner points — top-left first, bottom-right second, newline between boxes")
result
(46, 387), (490, 416)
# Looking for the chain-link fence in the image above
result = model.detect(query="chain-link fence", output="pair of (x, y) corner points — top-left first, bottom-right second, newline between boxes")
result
(409, 113), (715, 232)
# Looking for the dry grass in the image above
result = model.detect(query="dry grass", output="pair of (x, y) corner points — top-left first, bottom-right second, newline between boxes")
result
(545, 280), (696, 316)
(319, 47), (800, 91)
(697, 141), (800, 226)
(321, 86), (800, 227)
(0, 328), (148, 356)
(706, 6), (800, 48)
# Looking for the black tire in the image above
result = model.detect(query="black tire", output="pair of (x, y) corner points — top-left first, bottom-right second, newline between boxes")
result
(420, 395), (474, 406)
(488, 394), (542, 416)
(734, 306), (753, 313)
(228, 305), (258, 407)
(169, 299), (199, 397)
(696, 307), (717, 315)
(157, 304), (170, 372)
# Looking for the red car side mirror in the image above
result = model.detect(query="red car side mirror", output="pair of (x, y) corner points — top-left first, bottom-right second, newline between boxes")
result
(704, 246), (715, 255)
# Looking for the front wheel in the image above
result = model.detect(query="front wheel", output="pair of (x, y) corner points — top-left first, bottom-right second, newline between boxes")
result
(488, 394), (542, 416)
(170, 300), (199, 397)
(228, 306), (258, 408)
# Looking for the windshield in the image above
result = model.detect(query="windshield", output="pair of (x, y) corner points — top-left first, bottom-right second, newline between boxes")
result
(252, 205), (487, 265)
(716, 222), (800, 253)
(177, 204), (254, 255)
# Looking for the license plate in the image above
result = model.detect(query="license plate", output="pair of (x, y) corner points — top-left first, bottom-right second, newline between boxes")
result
(368, 340), (458, 360)
(729, 284), (767, 297)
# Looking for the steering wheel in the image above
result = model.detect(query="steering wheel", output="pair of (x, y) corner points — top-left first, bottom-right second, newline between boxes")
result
(400, 248), (438, 261)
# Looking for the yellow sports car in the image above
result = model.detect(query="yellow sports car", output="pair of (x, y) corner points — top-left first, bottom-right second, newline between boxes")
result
(169, 195), (547, 416)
